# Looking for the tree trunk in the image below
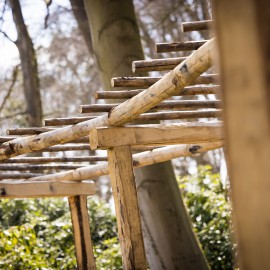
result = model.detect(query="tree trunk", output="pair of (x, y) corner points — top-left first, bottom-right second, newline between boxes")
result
(214, 0), (270, 268)
(9, 0), (42, 127)
(83, 0), (209, 269)
(70, 0), (93, 54)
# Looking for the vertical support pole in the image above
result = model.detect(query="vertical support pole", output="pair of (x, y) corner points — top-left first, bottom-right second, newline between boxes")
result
(108, 145), (147, 270)
(69, 195), (96, 270)
(214, 0), (270, 269)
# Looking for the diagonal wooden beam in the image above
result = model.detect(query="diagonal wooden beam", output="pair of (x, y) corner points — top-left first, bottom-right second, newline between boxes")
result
(0, 39), (215, 160)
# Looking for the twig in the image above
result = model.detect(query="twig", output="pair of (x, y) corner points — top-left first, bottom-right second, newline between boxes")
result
(44, 0), (52, 29)
(0, 65), (19, 113)
(0, 29), (16, 44)
(0, 110), (27, 121)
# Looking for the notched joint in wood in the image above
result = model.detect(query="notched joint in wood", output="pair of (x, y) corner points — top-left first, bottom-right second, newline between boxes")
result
(108, 106), (116, 118)
(189, 145), (201, 154)
(0, 188), (7, 196)
(179, 63), (188, 73)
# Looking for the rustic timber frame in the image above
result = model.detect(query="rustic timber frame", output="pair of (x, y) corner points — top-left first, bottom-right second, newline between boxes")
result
(0, 18), (232, 269)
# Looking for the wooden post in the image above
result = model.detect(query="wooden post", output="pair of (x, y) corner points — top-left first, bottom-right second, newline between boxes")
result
(108, 146), (147, 270)
(69, 195), (96, 270)
(214, 0), (270, 269)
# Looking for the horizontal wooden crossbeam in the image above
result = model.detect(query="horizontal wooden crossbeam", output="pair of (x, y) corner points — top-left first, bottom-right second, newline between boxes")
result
(156, 40), (208, 53)
(181, 20), (213, 32)
(45, 110), (221, 126)
(0, 181), (96, 198)
(89, 122), (223, 149)
(111, 74), (218, 88)
(132, 57), (187, 72)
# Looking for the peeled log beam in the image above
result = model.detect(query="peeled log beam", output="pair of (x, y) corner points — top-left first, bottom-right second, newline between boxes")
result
(156, 40), (208, 53)
(96, 86), (219, 99)
(45, 110), (222, 126)
(2, 156), (108, 164)
(111, 74), (218, 88)
(80, 100), (221, 113)
(132, 57), (187, 72)
(181, 20), (213, 32)
(28, 140), (223, 182)
(0, 164), (85, 171)
(0, 39), (215, 160)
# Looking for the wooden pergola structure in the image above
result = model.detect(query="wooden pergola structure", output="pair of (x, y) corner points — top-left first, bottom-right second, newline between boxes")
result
(1, 0), (269, 268)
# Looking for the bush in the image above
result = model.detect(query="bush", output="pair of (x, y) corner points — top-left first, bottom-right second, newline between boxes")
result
(0, 166), (235, 269)
(179, 166), (236, 269)
(0, 197), (121, 269)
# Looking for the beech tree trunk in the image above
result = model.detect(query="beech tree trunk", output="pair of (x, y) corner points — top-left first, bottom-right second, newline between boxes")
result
(70, 0), (93, 54)
(83, 0), (209, 268)
(8, 0), (42, 127)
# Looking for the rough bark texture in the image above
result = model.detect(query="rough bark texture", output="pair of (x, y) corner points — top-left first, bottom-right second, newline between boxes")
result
(214, 0), (270, 268)
(83, 0), (209, 269)
(8, 0), (42, 127)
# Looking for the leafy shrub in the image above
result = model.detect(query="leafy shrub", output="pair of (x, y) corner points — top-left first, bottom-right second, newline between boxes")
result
(0, 197), (121, 269)
(0, 166), (235, 269)
(179, 166), (236, 269)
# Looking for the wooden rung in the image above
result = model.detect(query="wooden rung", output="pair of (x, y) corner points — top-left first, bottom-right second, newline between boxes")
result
(0, 164), (86, 171)
(89, 122), (223, 149)
(44, 110), (222, 126)
(0, 181), (96, 198)
(0, 136), (19, 143)
(41, 144), (91, 152)
(111, 74), (219, 88)
(132, 57), (187, 72)
(80, 100), (221, 113)
(96, 86), (219, 99)
(2, 156), (108, 163)
(0, 172), (42, 179)
(6, 127), (55, 135)
(181, 20), (213, 32)
(156, 40), (208, 53)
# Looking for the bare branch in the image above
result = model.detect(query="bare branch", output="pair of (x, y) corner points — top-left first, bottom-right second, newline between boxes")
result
(0, 29), (16, 44)
(44, 0), (52, 29)
(0, 110), (27, 121)
(0, 65), (19, 113)
(0, 0), (7, 28)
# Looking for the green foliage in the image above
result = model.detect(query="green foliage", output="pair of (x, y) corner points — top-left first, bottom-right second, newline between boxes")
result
(0, 167), (235, 269)
(0, 197), (121, 269)
(179, 166), (236, 270)
(94, 237), (122, 270)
